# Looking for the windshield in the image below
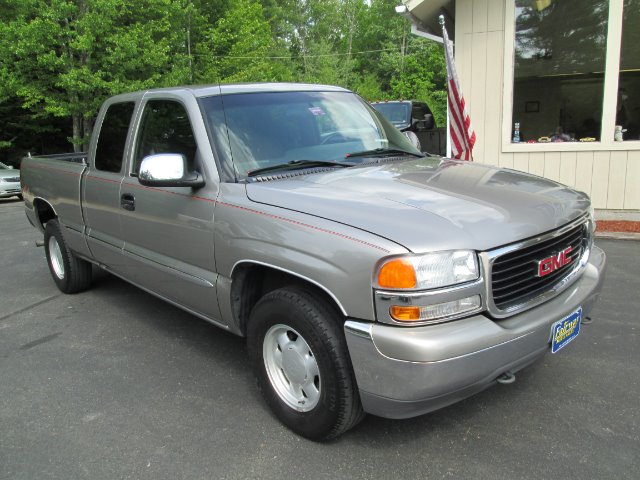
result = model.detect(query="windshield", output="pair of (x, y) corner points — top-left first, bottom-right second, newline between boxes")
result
(199, 91), (421, 179)
(0, 161), (10, 170)
(370, 102), (410, 126)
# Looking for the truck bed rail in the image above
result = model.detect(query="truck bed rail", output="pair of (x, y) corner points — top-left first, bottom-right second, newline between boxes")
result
(26, 152), (87, 165)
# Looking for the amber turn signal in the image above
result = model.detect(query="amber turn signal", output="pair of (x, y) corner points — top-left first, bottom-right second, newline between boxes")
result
(389, 305), (421, 321)
(377, 258), (417, 289)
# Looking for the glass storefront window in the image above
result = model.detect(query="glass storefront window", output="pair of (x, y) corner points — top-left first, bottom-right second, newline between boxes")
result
(616, 0), (640, 141)
(512, 0), (609, 144)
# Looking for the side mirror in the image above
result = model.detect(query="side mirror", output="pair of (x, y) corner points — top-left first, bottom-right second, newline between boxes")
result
(138, 153), (205, 188)
(423, 114), (435, 130)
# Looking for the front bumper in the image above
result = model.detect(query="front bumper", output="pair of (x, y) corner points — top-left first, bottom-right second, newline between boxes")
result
(0, 185), (21, 198)
(344, 245), (606, 419)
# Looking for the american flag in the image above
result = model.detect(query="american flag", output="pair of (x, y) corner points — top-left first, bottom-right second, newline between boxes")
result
(442, 23), (475, 161)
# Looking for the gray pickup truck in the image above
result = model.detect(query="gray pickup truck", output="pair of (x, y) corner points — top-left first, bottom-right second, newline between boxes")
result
(21, 83), (606, 440)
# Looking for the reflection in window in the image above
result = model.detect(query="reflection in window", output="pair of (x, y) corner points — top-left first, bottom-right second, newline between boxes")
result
(134, 100), (197, 173)
(199, 91), (418, 179)
(512, 1), (609, 143)
(616, 0), (640, 141)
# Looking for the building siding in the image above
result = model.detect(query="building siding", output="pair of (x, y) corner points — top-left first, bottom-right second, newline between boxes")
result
(453, 0), (640, 209)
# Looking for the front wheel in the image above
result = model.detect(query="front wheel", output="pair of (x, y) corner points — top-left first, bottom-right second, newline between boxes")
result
(247, 287), (364, 441)
(44, 219), (92, 294)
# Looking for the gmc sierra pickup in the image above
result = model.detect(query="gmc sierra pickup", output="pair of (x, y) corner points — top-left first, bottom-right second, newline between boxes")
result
(21, 83), (606, 440)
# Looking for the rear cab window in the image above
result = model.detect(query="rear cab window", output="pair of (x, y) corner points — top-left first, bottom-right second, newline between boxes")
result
(94, 102), (136, 173)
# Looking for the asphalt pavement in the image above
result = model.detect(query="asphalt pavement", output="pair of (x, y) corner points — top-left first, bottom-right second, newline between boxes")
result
(1, 197), (639, 480)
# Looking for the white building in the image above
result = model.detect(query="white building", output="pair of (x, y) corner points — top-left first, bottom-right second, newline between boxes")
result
(402, 0), (639, 211)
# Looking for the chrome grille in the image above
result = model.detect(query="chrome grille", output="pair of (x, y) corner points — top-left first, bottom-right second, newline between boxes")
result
(490, 219), (589, 312)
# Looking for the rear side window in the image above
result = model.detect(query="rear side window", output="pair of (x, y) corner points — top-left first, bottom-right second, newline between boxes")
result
(133, 100), (197, 174)
(94, 102), (135, 173)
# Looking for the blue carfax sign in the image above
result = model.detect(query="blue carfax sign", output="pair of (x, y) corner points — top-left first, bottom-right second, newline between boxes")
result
(551, 307), (582, 354)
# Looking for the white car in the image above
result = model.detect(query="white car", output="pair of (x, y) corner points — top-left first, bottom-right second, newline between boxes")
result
(0, 161), (21, 199)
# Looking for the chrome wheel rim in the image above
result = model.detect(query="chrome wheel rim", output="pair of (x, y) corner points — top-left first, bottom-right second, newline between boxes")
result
(263, 324), (321, 412)
(49, 236), (65, 280)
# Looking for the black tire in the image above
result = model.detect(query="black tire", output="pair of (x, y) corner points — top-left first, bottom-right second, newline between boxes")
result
(247, 287), (364, 441)
(44, 219), (92, 294)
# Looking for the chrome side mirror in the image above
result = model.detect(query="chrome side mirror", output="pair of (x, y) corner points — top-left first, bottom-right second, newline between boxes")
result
(138, 154), (205, 188)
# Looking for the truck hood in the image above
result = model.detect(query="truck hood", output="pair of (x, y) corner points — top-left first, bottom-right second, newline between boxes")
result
(245, 158), (591, 252)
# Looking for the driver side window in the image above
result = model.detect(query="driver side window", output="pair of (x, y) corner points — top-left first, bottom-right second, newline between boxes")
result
(133, 100), (197, 174)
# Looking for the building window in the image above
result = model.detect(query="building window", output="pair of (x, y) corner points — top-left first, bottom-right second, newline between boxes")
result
(511, 0), (609, 144)
(616, 0), (640, 141)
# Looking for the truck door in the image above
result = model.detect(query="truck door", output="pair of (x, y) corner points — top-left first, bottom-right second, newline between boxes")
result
(119, 97), (221, 322)
(83, 101), (135, 270)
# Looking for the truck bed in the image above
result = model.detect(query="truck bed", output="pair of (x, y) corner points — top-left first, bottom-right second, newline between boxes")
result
(21, 154), (88, 235)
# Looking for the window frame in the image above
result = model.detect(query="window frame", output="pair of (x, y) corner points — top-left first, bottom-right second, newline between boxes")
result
(129, 98), (198, 177)
(93, 101), (137, 173)
(501, 0), (640, 152)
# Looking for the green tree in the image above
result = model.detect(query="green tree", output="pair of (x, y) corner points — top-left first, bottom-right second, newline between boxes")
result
(0, 0), (191, 151)
(200, 0), (285, 83)
(351, 73), (385, 102)
(0, 0), (450, 156)
(381, 37), (447, 126)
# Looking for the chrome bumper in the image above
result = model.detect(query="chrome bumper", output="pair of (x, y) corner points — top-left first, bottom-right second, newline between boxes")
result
(344, 245), (606, 419)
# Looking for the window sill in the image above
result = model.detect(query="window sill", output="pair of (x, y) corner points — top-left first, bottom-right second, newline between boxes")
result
(501, 140), (640, 153)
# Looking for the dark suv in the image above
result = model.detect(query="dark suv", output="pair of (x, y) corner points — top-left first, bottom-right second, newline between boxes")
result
(371, 100), (445, 155)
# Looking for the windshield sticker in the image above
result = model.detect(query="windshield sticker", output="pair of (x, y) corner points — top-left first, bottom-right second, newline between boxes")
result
(308, 107), (325, 116)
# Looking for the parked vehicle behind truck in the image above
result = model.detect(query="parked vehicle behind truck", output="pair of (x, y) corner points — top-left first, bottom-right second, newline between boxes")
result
(371, 100), (447, 155)
(0, 161), (21, 199)
(21, 83), (606, 440)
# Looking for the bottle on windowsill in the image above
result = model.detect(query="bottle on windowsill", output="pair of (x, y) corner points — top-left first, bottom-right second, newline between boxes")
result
(512, 122), (521, 143)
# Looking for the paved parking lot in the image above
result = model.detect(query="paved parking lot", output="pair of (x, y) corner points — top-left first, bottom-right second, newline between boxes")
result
(1, 197), (639, 479)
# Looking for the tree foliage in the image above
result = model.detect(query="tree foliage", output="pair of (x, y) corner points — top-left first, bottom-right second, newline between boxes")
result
(0, 0), (447, 159)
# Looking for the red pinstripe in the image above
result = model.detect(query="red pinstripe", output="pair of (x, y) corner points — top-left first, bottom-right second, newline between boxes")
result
(27, 163), (389, 253)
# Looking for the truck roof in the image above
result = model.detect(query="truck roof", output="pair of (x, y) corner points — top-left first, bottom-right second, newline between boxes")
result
(108, 83), (350, 103)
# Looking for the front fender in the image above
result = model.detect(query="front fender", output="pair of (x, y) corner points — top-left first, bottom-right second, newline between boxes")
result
(213, 184), (408, 327)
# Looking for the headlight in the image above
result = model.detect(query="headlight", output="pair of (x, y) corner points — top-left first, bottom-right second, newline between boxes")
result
(375, 250), (479, 290)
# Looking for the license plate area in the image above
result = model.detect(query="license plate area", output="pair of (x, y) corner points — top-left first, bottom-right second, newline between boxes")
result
(551, 307), (582, 353)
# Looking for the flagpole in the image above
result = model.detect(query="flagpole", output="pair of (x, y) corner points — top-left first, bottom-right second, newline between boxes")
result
(439, 15), (452, 158)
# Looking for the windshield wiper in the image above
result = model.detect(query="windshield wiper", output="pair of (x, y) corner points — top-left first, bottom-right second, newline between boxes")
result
(345, 148), (425, 159)
(247, 160), (354, 177)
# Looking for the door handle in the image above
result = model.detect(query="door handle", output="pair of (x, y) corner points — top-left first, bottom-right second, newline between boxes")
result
(120, 193), (135, 211)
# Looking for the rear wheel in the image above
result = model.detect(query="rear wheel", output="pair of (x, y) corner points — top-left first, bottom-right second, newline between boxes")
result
(44, 219), (92, 293)
(247, 287), (364, 441)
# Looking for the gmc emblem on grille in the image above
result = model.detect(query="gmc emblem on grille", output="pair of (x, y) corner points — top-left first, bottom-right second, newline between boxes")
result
(536, 246), (573, 277)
